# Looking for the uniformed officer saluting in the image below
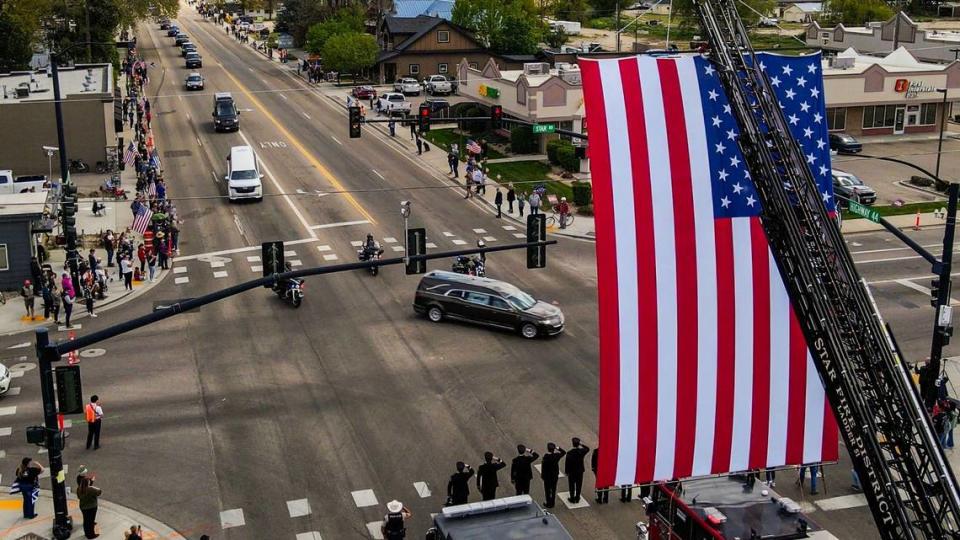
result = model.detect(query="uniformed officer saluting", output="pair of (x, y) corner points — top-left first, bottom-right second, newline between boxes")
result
(511, 444), (539, 495)
(447, 462), (474, 505)
(477, 452), (507, 501)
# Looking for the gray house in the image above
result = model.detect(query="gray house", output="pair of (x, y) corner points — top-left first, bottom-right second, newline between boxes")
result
(0, 192), (48, 291)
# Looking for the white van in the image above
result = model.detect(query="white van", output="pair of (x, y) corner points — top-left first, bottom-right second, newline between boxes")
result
(226, 145), (263, 201)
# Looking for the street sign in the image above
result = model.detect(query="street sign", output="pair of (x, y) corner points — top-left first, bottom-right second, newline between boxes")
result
(262, 241), (284, 288)
(532, 124), (556, 134)
(406, 227), (427, 275)
(55, 365), (83, 415)
(848, 201), (880, 223)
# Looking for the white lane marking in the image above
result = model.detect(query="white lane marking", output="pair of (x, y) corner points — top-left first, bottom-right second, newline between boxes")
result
(174, 267), (188, 274)
(251, 265), (263, 272)
(330, 135), (342, 145)
(0, 406), (16, 416)
(443, 232), (455, 237)
(63, 419), (72, 428)
(7, 343), (30, 349)
(850, 241), (862, 247)
(261, 78), (269, 85)
(284, 250), (297, 257)
(323, 254), (339, 261)
(391, 245), (405, 252)
(513, 233), (527, 239)
(233, 214), (245, 236)
(317, 245), (332, 252)
(850, 242), (952, 255)
(893, 279), (960, 305)
(372, 169), (385, 180)
(220, 508), (245, 529)
(473, 228), (487, 234)
(483, 236), (497, 242)
(0, 427), (12, 437)
(426, 242), (437, 249)
(815, 494), (869, 511)
(186, 113), (191, 120)
(351, 240), (364, 247)
(869, 271), (960, 285)
(213, 271), (229, 279)
(558, 492), (590, 509)
(303, 112), (311, 120)
(856, 255), (924, 264)
(175, 277), (190, 285)
(287, 498), (311, 518)
(280, 94), (288, 101)
(9, 371), (24, 379)
(248, 67), (254, 71)
(6, 388), (21, 396)
(210, 261), (225, 268)
(247, 255), (261, 262)
(351, 489), (378, 508)
(366, 522), (385, 540)
(452, 239), (467, 245)
(413, 481), (432, 498)
(175, 238), (320, 262)
(197, 137), (202, 147)
(211, 170), (220, 183)
(289, 260), (303, 267)
(296, 533), (322, 540)
(502, 225), (517, 231)
(57, 324), (81, 331)
(237, 130), (318, 239)
(309, 220), (371, 230)
(383, 237), (398, 243)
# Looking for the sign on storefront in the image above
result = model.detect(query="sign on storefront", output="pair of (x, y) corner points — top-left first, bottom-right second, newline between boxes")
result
(895, 78), (938, 98)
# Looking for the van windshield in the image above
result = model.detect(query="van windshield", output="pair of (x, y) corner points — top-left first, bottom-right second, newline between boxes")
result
(231, 169), (258, 180)
(504, 289), (537, 311)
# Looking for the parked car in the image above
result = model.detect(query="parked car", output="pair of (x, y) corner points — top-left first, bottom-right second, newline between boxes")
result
(0, 363), (10, 395)
(175, 33), (190, 46)
(423, 98), (450, 114)
(394, 77), (421, 96)
(159, 18), (171, 29)
(352, 85), (377, 100)
(425, 74), (452, 95)
(377, 92), (412, 115)
(167, 25), (180, 37)
(185, 72), (205, 90)
(758, 16), (778, 27)
(185, 52), (203, 69)
(446, 74), (459, 94)
(414, 271), (565, 338)
(181, 42), (197, 57)
(829, 132), (862, 154)
(0, 171), (47, 194)
(832, 170), (877, 206)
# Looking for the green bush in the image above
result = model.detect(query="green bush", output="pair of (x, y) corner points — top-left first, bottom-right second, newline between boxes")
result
(572, 181), (592, 206)
(910, 175), (934, 188)
(556, 143), (580, 173)
(577, 204), (594, 216)
(458, 105), (487, 134)
(510, 126), (537, 154)
(546, 139), (564, 164)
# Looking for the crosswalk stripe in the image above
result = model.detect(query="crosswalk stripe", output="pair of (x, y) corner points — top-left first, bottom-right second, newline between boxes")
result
(323, 254), (339, 261)
(220, 508), (245, 529)
(452, 240), (467, 245)
(558, 491), (590, 509)
(0, 406), (17, 416)
(290, 260), (303, 267)
(413, 481), (431, 498)
(317, 245), (332, 252)
(351, 241), (364, 247)
(513, 233), (526, 239)
(213, 271), (229, 279)
(815, 494), (868, 511)
(251, 265), (263, 272)
(211, 261), (225, 268)
(383, 237), (398, 243)
(287, 498), (311, 518)
(284, 250), (297, 257)
(443, 232), (455, 237)
(175, 277), (190, 285)
(365, 522), (385, 540)
(296, 533), (322, 540)
(502, 225), (517, 231)
(391, 246), (405, 252)
(6, 388), (20, 396)
(426, 242), (437, 249)
(352, 489), (378, 508)
(174, 267), (187, 274)
(483, 236), (497, 242)
(473, 228), (487, 234)
(247, 255), (261, 262)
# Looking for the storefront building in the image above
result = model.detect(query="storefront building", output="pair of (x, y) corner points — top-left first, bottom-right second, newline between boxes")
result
(822, 47), (960, 137)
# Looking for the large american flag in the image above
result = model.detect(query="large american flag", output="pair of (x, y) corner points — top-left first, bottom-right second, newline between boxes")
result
(132, 204), (152, 234)
(581, 53), (839, 488)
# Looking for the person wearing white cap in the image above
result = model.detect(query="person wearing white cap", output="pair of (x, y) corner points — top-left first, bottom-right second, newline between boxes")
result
(381, 499), (411, 539)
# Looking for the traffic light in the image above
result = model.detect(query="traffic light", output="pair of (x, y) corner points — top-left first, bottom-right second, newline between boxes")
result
(61, 183), (78, 250)
(406, 227), (427, 275)
(526, 213), (546, 269)
(491, 105), (503, 130)
(348, 106), (362, 138)
(418, 104), (431, 134)
(932, 279), (942, 307)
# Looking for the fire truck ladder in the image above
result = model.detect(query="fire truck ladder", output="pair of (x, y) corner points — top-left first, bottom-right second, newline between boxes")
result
(691, 0), (960, 537)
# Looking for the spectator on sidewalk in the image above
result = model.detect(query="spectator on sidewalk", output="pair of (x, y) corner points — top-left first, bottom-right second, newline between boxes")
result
(507, 185), (516, 213)
(147, 249), (158, 283)
(120, 256), (133, 291)
(494, 188), (503, 218)
(388, 119), (396, 137)
(529, 192), (541, 215)
(83, 284), (97, 318)
(20, 280), (35, 319)
(518, 192), (526, 217)
(416, 135), (423, 155)
(14, 457), (42, 519)
(104, 230), (115, 267)
(557, 197), (570, 229)
(77, 475), (102, 538)
(137, 243), (146, 273)
(49, 284), (61, 324)
(61, 287), (74, 328)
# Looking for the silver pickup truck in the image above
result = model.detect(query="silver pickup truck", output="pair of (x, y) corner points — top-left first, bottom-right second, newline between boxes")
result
(425, 74), (453, 95)
(0, 170), (47, 194)
(377, 92), (412, 115)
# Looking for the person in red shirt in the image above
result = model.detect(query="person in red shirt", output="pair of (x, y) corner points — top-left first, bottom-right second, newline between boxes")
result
(557, 197), (570, 229)
(137, 243), (146, 274)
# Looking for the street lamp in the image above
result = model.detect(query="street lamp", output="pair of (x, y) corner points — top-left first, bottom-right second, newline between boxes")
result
(935, 88), (949, 186)
(400, 200), (411, 265)
(42, 145), (59, 184)
(952, 48), (960, 61)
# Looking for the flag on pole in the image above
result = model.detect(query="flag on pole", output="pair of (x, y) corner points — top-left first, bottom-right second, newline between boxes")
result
(132, 204), (152, 234)
(123, 141), (136, 166)
(581, 52), (839, 488)
(149, 148), (162, 170)
(465, 139), (482, 154)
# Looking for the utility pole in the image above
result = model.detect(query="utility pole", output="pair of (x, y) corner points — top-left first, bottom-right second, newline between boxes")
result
(893, 1), (902, 51)
(927, 183), (959, 408)
(84, 0), (93, 63)
(936, 88), (950, 185)
(50, 58), (81, 292)
(35, 328), (73, 539)
(615, 0), (621, 52)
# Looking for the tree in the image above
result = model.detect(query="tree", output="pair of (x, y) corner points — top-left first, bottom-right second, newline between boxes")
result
(277, 0), (331, 45)
(453, 0), (541, 54)
(551, 0), (589, 23)
(824, 0), (892, 25)
(544, 24), (568, 48)
(0, 11), (33, 71)
(322, 32), (378, 75)
(304, 6), (364, 54)
(490, 14), (540, 54)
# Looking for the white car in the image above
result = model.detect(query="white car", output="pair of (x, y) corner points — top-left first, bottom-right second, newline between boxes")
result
(185, 73), (204, 90)
(377, 92), (412, 115)
(0, 363), (10, 395)
(394, 77), (421, 96)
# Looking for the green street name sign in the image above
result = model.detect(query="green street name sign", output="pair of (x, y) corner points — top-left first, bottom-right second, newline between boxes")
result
(532, 124), (556, 134)
(848, 200), (880, 223)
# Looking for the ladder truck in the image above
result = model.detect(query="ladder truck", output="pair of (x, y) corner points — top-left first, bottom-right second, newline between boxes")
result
(690, 0), (960, 537)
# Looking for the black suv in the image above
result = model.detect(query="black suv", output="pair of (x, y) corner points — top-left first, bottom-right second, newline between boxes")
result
(213, 92), (239, 132)
(414, 271), (564, 338)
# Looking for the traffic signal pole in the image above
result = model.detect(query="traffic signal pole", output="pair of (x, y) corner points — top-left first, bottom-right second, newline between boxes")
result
(35, 327), (73, 539)
(51, 58), (81, 290)
(927, 182), (959, 407)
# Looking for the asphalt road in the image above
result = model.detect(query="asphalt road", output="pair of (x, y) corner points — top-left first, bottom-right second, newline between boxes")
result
(0, 6), (957, 540)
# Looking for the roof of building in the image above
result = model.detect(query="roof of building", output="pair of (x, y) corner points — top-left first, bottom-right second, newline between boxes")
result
(0, 192), (48, 217)
(823, 46), (954, 74)
(380, 16), (481, 62)
(383, 14), (442, 36)
(787, 2), (822, 12)
(0, 63), (113, 103)
(393, 0), (455, 20)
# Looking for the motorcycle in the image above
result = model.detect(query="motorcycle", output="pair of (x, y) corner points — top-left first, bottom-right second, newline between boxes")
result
(274, 278), (304, 308)
(69, 159), (89, 173)
(452, 255), (485, 277)
(357, 243), (383, 275)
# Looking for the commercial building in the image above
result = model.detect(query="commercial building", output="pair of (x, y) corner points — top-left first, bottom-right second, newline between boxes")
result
(0, 64), (115, 176)
(806, 13), (960, 64)
(0, 192), (48, 291)
(821, 47), (960, 136)
(456, 59), (586, 151)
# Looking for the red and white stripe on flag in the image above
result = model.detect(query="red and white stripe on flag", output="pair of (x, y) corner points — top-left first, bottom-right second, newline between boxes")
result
(581, 55), (838, 488)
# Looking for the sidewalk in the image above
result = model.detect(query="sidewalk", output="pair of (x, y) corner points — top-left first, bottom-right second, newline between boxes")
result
(842, 211), (947, 234)
(0, 490), (184, 540)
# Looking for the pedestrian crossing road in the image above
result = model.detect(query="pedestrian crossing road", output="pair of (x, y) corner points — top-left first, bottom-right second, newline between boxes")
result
(170, 225), (525, 285)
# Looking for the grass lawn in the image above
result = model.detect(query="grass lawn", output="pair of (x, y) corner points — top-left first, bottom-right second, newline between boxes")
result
(422, 129), (505, 159)
(483, 161), (574, 202)
(842, 200), (946, 220)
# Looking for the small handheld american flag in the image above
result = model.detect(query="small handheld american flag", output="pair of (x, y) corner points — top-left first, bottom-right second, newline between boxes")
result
(465, 139), (482, 154)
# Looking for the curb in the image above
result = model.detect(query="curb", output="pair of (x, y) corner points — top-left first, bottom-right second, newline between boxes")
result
(893, 180), (950, 200)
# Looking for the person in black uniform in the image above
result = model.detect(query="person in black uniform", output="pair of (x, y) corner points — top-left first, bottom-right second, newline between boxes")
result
(591, 446), (608, 504)
(477, 452), (507, 501)
(381, 500), (411, 539)
(565, 437), (590, 503)
(541, 442), (566, 508)
(511, 444), (539, 495)
(447, 462), (474, 505)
